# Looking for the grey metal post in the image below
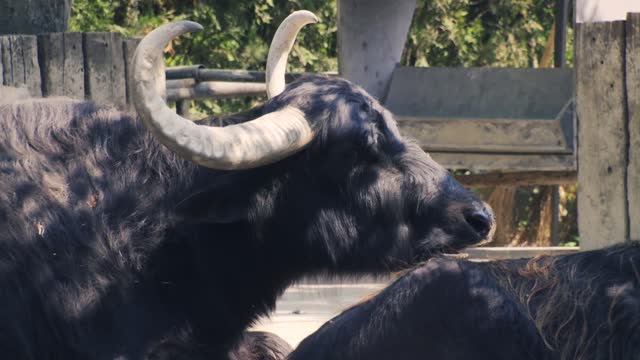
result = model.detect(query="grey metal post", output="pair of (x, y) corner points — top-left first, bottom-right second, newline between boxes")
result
(550, 0), (569, 245)
(337, 0), (416, 101)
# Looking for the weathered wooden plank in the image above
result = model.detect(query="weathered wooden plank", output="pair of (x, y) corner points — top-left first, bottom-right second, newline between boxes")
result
(38, 33), (64, 96)
(397, 117), (570, 154)
(1, 35), (42, 94)
(62, 32), (85, 99)
(576, 21), (628, 249)
(338, 0), (416, 100)
(123, 37), (141, 107)
(83, 33), (126, 105)
(83, 32), (111, 103)
(430, 153), (576, 173)
(0, 38), (3, 85)
(17, 35), (41, 96)
(627, 13), (640, 240)
(109, 32), (126, 108)
(8, 36), (24, 87)
(37, 32), (85, 98)
(455, 171), (577, 188)
(0, 37), (11, 85)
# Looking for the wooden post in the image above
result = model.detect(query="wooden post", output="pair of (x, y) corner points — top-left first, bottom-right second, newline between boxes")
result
(0, 35), (41, 96)
(9, 37), (25, 89)
(337, 0), (416, 100)
(38, 32), (85, 98)
(176, 100), (191, 118)
(1, 37), (13, 86)
(83, 32), (127, 107)
(0, 41), (3, 85)
(123, 37), (142, 108)
(575, 21), (628, 249)
(627, 13), (640, 240)
(37, 33), (63, 96)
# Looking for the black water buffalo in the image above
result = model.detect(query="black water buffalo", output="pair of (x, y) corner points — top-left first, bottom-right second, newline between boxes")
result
(290, 242), (640, 360)
(0, 11), (494, 359)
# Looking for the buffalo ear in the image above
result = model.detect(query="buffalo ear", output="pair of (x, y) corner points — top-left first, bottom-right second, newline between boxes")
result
(174, 185), (253, 224)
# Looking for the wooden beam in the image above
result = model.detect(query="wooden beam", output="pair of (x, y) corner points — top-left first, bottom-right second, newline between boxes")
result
(454, 171), (577, 188)
(397, 116), (571, 154)
(431, 152), (576, 173)
(17, 36), (41, 95)
(0, 36), (4, 85)
(338, 0), (416, 100)
(626, 13), (640, 240)
(576, 21), (628, 250)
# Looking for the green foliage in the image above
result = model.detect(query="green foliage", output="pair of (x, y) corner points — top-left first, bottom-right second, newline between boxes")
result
(402, 0), (568, 67)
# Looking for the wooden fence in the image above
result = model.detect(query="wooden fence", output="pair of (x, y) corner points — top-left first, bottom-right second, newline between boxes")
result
(0, 33), (311, 106)
(0, 32), (141, 108)
(575, 13), (640, 249)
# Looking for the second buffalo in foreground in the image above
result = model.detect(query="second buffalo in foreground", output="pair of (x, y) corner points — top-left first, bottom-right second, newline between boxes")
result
(290, 242), (640, 360)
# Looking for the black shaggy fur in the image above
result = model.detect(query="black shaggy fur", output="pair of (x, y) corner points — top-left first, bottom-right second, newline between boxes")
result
(289, 241), (640, 360)
(228, 331), (292, 360)
(0, 76), (489, 359)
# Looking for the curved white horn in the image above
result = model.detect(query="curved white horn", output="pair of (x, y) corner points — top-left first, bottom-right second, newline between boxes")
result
(266, 10), (319, 98)
(132, 21), (314, 170)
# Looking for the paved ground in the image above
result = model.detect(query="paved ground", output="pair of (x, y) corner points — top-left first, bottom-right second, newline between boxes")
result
(251, 280), (390, 347)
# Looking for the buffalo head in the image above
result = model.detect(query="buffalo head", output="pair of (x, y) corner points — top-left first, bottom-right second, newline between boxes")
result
(132, 12), (495, 274)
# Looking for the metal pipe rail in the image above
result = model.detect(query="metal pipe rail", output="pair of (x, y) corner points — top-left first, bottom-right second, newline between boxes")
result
(166, 65), (337, 83)
(167, 81), (266, 101)
(165, 66), (337, 101)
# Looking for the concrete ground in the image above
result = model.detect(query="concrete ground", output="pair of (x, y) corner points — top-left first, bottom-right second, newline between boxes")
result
(251, 280), (390, 347)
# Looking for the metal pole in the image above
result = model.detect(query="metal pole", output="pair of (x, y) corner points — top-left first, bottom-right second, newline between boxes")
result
(176, 100), (191, 117)
(551, 0), (568, 245)
(554, 0), (569, 67)
(165, 67), (337, 83)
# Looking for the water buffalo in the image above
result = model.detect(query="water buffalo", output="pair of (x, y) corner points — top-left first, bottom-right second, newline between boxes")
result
(290, 242), (640, 360)
(0, 11), (494, 359)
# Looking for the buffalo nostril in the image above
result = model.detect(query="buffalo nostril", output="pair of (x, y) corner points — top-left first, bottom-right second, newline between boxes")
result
(464, 210), (492, 239)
